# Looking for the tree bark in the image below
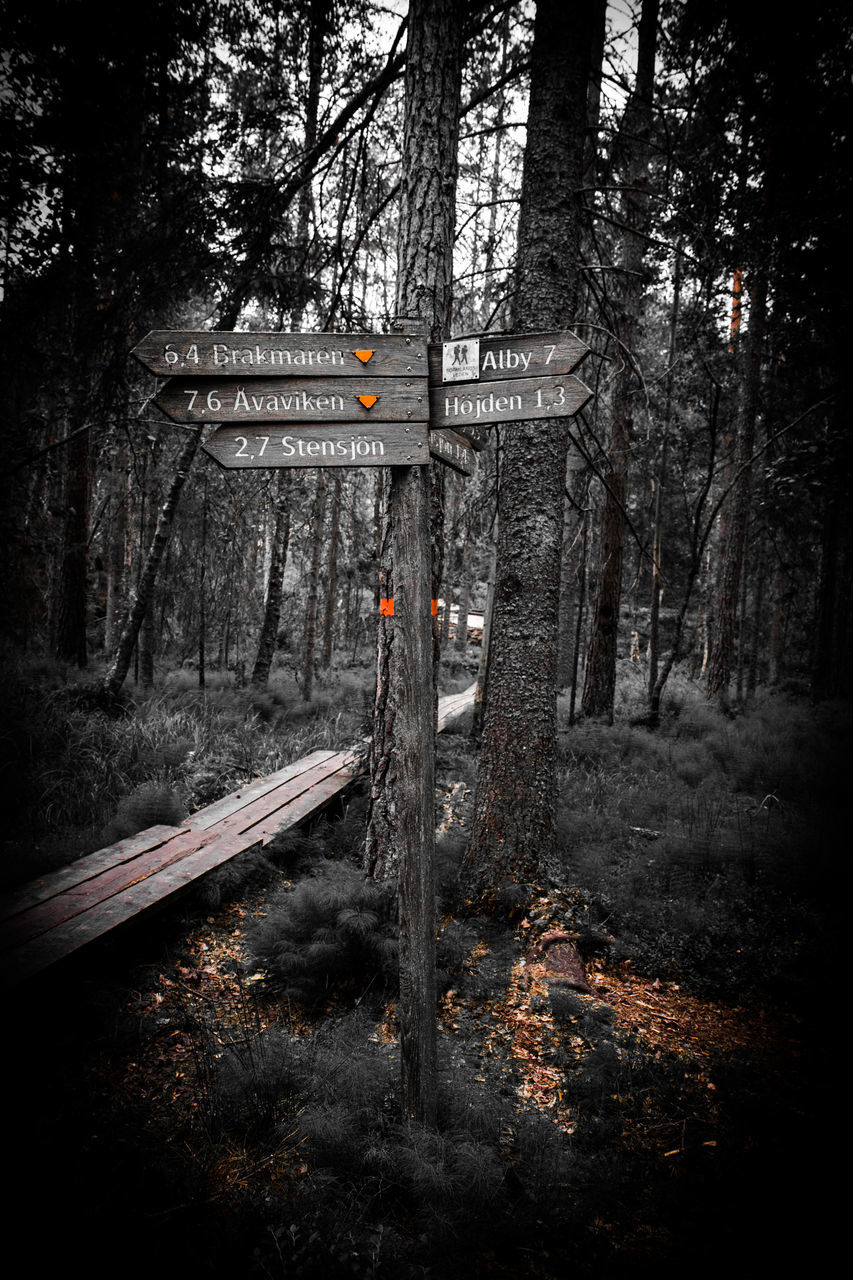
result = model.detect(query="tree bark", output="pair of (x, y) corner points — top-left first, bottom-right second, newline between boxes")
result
(103, 427), (203, 700)
(707, 271), (767, 700)
(322, 472), (343, 668)
(53, 420), (90, 667)
(302, 471), (327, 702)
(582, 0), (659, 722)
(463, 0), (596, 903)
(252, 471), (293, 687)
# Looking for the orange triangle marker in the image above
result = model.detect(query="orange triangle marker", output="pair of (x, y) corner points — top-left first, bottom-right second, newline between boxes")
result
(357, 394), (379, 410)
(353, 349), (375, 364)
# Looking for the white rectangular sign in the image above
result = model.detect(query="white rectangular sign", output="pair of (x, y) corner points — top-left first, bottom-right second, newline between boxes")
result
(442, 337), (480, 383)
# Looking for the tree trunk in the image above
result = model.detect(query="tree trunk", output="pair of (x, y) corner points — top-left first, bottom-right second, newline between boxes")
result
(53, 420), (90, 667)
(103, 427), (203, 700)
(463, 0), (596, 903)
(470, 536), (497, 741)
(322, 472), (343, 668)
(252, 471), (293, 687)
(290, 0), (331, 330)
(104, 439), (129, 656)
(454, 525), (471, 653)
(582, 0), (659, 722)
(707, 271), (767, 700)
(302, 471), (327, 702)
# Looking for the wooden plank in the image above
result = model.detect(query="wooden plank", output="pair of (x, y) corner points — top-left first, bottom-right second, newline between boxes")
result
(428, 330), (588, 385)
(436, 683), (477, 731)
(0, 825), (185, 922)
(430, 374), (592, 429)
(182, 750), (339, 829)
(202, 423), (429, 469)
(132, 331), (429, 379)
(206, 751), (360, 843)
(428, 429), (476, 475)
(1, 695), (481, 987)
(2, 755), (365, 986)
(3, 752), (359, 953)
(248, 762), (362, 845)
(0, 753), (334, 923)
(155, 376), (429, 424)
(0, 828), (217, 950)
(1, 830), (266, 987)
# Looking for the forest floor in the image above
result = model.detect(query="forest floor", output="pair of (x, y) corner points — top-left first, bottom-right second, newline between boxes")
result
(2, 658), (842, 1278)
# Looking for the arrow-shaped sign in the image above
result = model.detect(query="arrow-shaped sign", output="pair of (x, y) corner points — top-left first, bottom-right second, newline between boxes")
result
(155, 377), (428, 424)
(428, 329), (589, 385)
(132, 331), (426, 378)
(202, 424), (429, 469)
(429, 374), (591, 429)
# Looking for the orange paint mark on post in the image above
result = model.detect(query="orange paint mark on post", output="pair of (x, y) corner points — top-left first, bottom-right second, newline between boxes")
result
(353, 349), (375, 364)
(380, 598), (438, 616)
(357, 394), (379, 410)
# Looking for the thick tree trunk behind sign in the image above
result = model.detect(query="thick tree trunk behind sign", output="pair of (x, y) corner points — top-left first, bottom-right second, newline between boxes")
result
(462, 0), (596, 904)
(53, 421), (90, 667)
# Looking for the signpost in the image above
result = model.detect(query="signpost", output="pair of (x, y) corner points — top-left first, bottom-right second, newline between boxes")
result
(131, 318), (592, 1132)
(132, 330), (428, 378)
(202, 423), (429, 469)
(136, 325), (592, 470)
(429, 372), (592, 430)
(427, 428), (475, 475)
(428, 329), (588, 385)
(155, 377), (429, 425)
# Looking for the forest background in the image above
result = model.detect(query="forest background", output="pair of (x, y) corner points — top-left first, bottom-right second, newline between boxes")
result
(0, 0), (850, 1276)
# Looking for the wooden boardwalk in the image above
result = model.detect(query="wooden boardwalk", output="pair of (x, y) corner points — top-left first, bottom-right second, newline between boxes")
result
(1, 684), (476, 987)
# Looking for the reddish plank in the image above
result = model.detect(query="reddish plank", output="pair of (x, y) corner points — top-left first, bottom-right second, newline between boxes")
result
(0, 825), (185, 923)
(3, 830), (266, 986)
(0, 827), (217, 950)
(183, 750), (339, 829)
(198, 751), (359, 841)
(1, 695), (475, 986)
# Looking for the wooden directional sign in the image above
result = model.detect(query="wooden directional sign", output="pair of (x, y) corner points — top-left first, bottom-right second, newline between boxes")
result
(428, 329), (588, 385)
(429, 373), (592, 430)
(428, 429), (476, 475)
(132, 331), (427, 378)
(202, 424), (429, 469)
(155, 376), (429, 424)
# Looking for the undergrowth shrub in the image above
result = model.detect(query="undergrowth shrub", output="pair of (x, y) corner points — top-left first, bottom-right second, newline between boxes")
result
(198, 1004), (578, 1276)
(553, 691), (839, 999)
(101, 781), (185, 843)
(244, 862), (398, 1003)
